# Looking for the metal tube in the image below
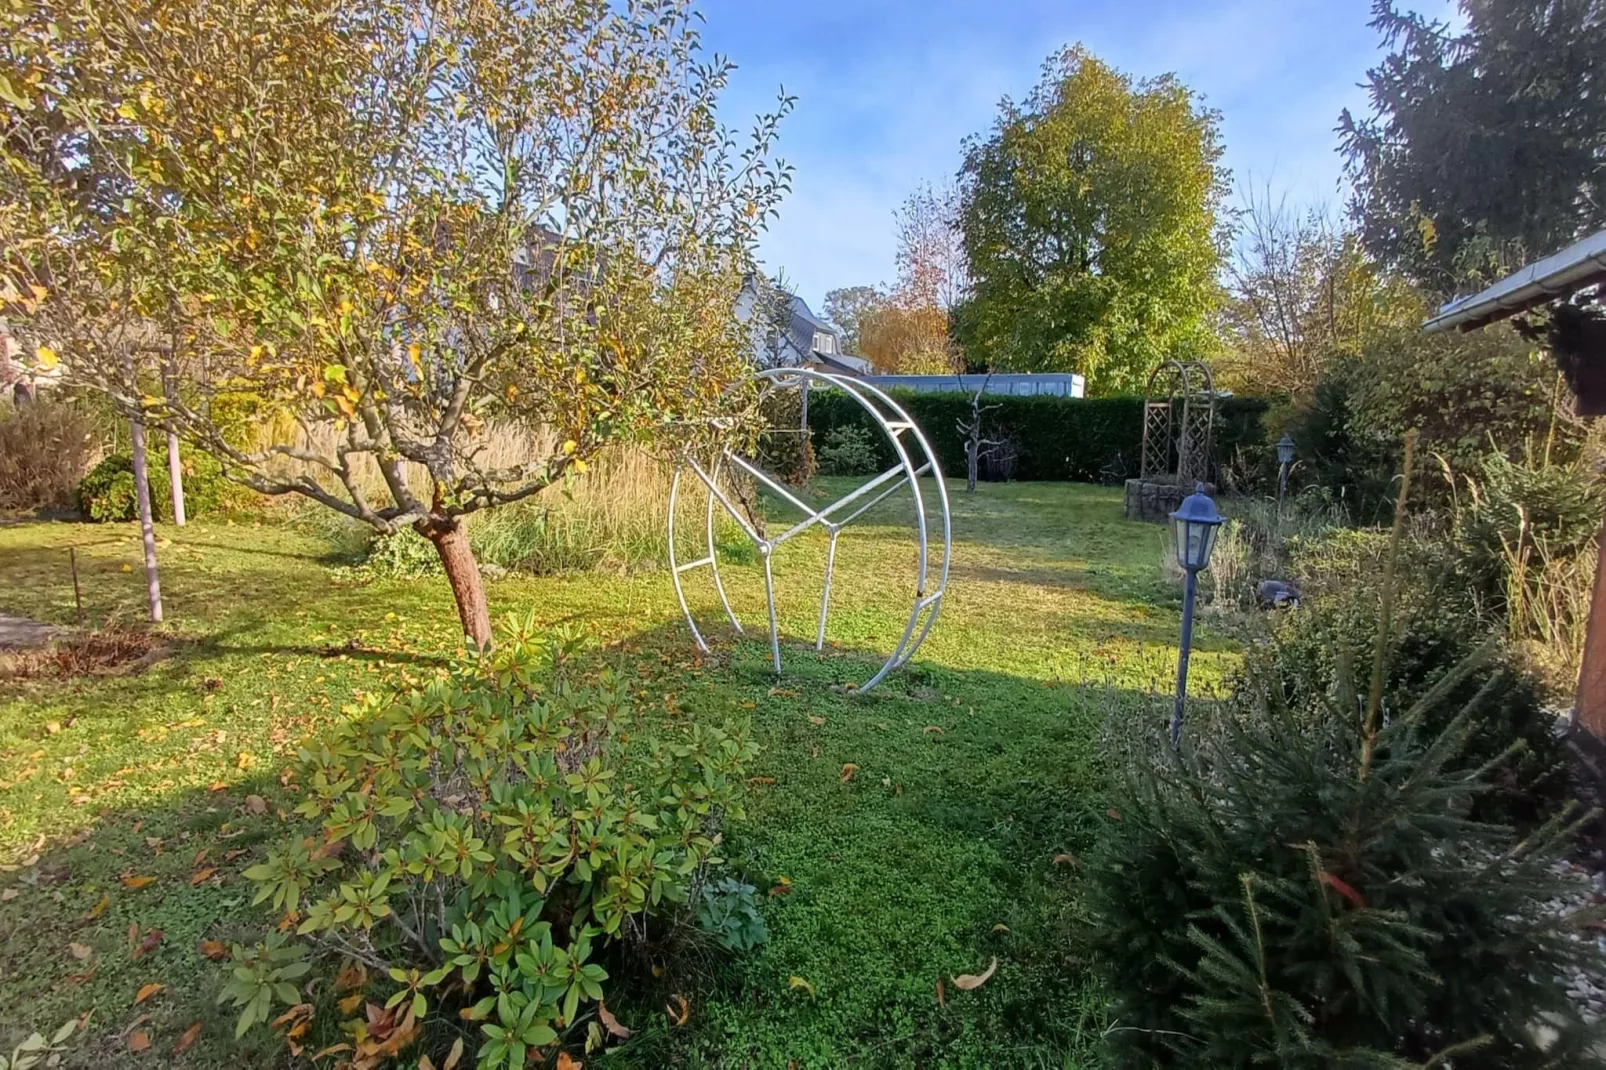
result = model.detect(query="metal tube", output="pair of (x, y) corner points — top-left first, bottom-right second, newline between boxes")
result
(1277, 461), (1289, 522)
(762, 549), (781, 674)
(705, 454), (743, 633)
(1170, 568), (1198, 748)
(665, 468), (708, 652)
(816, 530), (839, 650)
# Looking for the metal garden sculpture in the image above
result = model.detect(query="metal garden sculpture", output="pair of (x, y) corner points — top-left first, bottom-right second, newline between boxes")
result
(1140, 359), (1216, 486)
(668, 368), (951, 694)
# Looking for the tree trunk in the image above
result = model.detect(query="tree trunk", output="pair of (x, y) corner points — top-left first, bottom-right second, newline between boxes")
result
(418, 517), (491, 650)
(129, 416), (164, 623)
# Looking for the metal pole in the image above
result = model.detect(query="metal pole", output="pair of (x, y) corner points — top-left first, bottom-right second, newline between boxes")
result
(68, 548), (84, 629)
(129, 415), (164, 623)
(1277, 461), (1289, 520)
(1170, 567), (1198, 747)
(166, 430), (186, 526)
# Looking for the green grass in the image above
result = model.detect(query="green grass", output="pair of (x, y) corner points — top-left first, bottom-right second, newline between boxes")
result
(0, 480), (1238, 1067)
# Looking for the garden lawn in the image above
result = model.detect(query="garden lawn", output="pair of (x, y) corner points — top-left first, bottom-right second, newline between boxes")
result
(0, 480), (1238, 1068)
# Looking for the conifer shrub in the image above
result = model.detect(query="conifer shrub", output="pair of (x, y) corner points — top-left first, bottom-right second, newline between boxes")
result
(227, 617), (761, 1066)
(1085, 610), (1601, 1068)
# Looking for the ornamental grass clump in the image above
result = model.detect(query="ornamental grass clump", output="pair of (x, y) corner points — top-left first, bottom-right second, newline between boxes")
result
(1086, 437), (1605, 1068)
(227, 616), (760, 1067)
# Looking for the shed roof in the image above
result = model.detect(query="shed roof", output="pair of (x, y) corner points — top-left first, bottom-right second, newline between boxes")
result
(1423, 228), (1606, 333)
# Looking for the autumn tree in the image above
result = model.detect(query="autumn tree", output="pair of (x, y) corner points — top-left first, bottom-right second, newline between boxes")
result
(1341, 0), (1606, 290)
(857, 181), (966, 374)
(955, 46), (1228, 394)
(0, 0), (789, 647)
(1218, 188), (1422, 397)
(821, 285), (885, 354)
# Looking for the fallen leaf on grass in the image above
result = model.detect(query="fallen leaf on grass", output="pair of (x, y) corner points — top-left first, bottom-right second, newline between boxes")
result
(597, 1000), (631, 1039)
(65, 966), (97, 985)
(952, 957), (998, 991)
(787, 976), (816, 1000)
(190, 867), (216, 886)
(556, 1053), (582, 1070)
(840, 763), (858, 783)
(174, 1022), (201, 1054)
(922, 725), (944, 735)
(132, 928), (163, 960)
(1105, 808), (1122, 822)
(1, 888), (17, 902)
(665, 994), (691, 1027)
(198, 939), (229, 961)
(134, 982), (164, 1004)
(936, 978), (945, 1009)
(768, 876), (792, 897)
(338, 992), (364, 1014)
(120, 874), (156, 890)
(128, 1031), (150, 1052)
(746, 776), (776, 787)
(69, 942), (93, 961)
(807, 715), (825, 726)
(1052, 853), (1076, 866)
(244, 794), (268, 815)
(991, 923), (1010, 933)
(85, 893), (110, 920)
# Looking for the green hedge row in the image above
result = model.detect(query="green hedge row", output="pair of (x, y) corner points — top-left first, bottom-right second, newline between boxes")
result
(805, 389), (1270, 484)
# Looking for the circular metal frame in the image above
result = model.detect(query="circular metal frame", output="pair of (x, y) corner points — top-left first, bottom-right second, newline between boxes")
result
(668, 368), (952, 694)
(1140, 359), (1216, 486)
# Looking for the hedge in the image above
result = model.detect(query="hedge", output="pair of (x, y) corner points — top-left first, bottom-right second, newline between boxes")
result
(805, 389), (1270, 484)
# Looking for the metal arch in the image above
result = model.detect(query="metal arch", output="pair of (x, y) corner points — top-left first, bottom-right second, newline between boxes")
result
(1139, 359), (1217, 485)
(667, 368), (952, 694)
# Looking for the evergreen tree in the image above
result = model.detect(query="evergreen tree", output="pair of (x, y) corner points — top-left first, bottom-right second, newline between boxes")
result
(1340, 0), (1606, 291)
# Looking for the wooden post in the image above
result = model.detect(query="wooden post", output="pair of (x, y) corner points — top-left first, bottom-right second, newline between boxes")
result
(166, 430), (186, 526)
(1575, 513), (1606, 737)
(129, 415), (164, 623)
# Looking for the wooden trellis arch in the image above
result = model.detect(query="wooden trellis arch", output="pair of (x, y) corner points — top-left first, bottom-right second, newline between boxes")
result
(1139, 360), (1216, 485)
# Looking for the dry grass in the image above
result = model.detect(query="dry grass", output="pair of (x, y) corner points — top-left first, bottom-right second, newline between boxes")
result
(1505, 534), (1595, 692)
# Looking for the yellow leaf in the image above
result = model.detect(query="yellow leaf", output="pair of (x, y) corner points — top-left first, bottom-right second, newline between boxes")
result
(175, 1022), (201, 1053)
(952, 957), (998, 991)
(198, 940), (229, 961)
(69, 942), (93, 961)
(562, 439), (577, 454)
(120, 875), (156, 889)
(573, 458), (588, 475)
(134, 981), (164, 1004)
(787, 976), (816, 1000)
(556, 1054), (582, 1070)
(34, 344), (58, 369)
(840, 763), (858, 783)
(84, 893), (110, 920)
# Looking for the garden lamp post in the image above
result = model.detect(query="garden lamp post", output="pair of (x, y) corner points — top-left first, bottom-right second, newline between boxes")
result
(1275, 433), (1296, 520)
(1170, 484), (1223, 747)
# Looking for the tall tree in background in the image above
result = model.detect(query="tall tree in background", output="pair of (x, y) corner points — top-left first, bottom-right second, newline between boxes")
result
(821, 285), (886, 354)
(1340, 0), (1606, 291)
(859, 182), (966, 374)
(893, 181), (969, 312)
(1, 0), (789, 648)
(1219, 188), (1422, 398)
(955, 46), (1228, 394)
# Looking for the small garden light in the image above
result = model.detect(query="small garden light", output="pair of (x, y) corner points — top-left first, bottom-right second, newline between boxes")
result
(1170, 484), (1223, 746)
(1276, 433), (1296, 520)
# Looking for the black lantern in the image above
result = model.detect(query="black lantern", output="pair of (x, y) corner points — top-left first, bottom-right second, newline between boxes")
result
(1276, 433), (1296, 466)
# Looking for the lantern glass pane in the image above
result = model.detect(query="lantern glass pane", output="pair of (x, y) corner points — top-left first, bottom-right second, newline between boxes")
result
(1173, 517), (1189, 569)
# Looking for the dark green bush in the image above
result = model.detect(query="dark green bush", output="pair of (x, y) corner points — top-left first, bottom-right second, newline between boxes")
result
(1456, 452), (1603, 603)
(78, 445), (244, 522)
(233, 618), (760, 1065)
(815, 424), (879, 476)
(1085, 612), (1600, 1068)
(805, 390), (1269, 483)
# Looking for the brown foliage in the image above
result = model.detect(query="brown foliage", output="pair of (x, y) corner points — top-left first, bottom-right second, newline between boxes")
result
(0, 399), (99, 513)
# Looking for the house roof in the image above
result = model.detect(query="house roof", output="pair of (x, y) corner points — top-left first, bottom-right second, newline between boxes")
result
(1423, 227), (1606, 333)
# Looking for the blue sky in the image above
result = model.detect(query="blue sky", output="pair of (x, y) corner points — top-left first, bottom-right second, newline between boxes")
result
(698, 0), (1456, 312)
